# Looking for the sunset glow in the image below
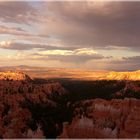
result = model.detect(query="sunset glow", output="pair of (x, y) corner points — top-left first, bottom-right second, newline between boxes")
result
(0, 1), (139, 71)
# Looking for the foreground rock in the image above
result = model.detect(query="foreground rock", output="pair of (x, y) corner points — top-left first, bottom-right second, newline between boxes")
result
(0, 72), (68, 138)
(59, 98), (140, 138)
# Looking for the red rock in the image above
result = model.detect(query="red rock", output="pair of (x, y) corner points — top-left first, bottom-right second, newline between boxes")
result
(60, 98), (140, 138)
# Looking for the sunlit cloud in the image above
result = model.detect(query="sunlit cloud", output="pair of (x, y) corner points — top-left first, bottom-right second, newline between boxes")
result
(75, 48), (98, 55)
(38, 48), (98, 56)
(0, 40), (12, 48)
(38, 50), (73, 56)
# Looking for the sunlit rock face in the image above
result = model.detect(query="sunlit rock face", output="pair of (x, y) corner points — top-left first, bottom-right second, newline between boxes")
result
(0, 71), (31, 81)
(59, 98), (140, 138)
(105, 71), (140, 81)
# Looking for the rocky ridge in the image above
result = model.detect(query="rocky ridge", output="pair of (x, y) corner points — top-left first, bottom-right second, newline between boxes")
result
(0, 71), (31, 81)
(104, 71), (140, 81)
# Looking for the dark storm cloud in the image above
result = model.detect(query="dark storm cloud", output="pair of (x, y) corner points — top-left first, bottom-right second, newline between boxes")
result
(45, 2), (140, 51)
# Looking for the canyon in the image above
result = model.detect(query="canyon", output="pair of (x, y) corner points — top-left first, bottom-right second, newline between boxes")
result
(0, 70), (139, 138)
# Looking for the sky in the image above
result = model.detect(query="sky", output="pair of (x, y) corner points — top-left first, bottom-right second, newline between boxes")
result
(0, 1), (140, 71)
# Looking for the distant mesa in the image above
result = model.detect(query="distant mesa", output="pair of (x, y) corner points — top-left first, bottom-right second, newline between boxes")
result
(0, 71), (32, 81)
(105, 71), (140, 81)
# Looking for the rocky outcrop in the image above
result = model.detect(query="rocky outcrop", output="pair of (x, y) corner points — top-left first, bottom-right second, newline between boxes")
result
(104, 71), (140, 81)
(0, 72), (69, 138)
(0, 71), (31, 81)
(59, 98), (140, 138)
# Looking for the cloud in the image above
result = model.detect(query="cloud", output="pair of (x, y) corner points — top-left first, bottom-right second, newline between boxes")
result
(38, 48), (98, 56)
(0, 40), (11, 48)
(1, 52), (139, 71)
(123, 56), (140, 64)
(45, 54), (104, 63)
(0, 1), (38, 24)
(32, 48), (105, 63)
(0, 48), (104, 63)
(40, 2), (140, 51)
(0, 41), (78, 50)
(0, 40), (105, 63)
(0, 25), (31, 36)
(0, 50), (139, 70)
(0, 1), (139, 70)
(1, 1), (140, 51)
(78, 56), (140, 71)
(99, 56), (140, 71)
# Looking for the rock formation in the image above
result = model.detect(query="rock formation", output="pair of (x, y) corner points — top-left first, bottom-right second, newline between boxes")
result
(104, 71), (140, 81)
(0, 70), (139, 138)
(0, 71), (31, 81)
(59, 98), (140, 138)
